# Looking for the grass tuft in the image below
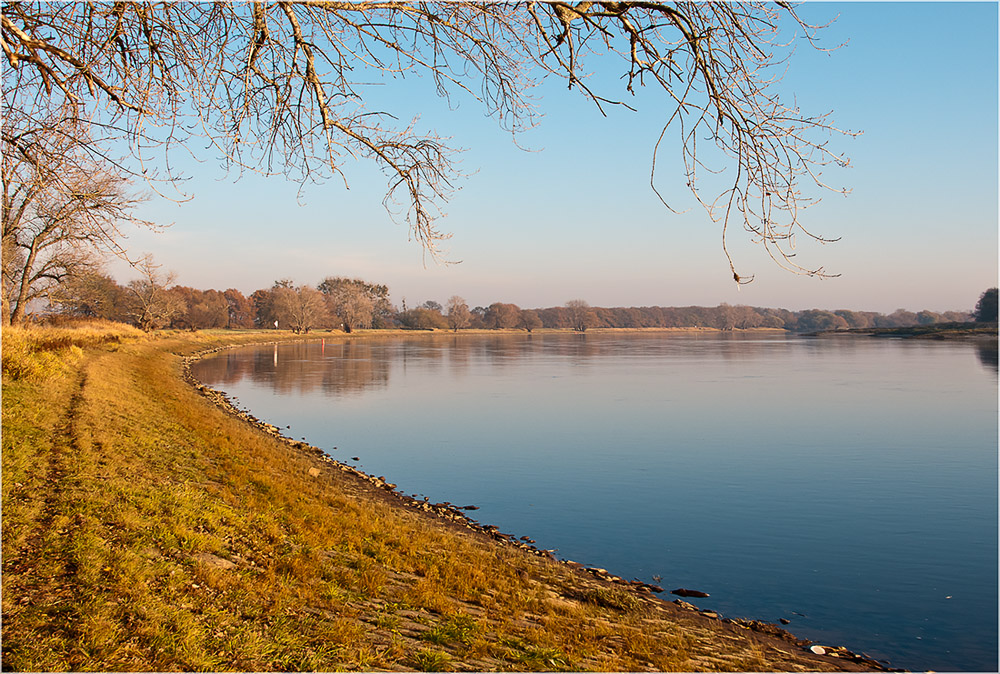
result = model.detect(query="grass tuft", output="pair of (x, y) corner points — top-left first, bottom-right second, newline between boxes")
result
(420, 613), (479, 646)
(510, 644), (572, 671)
(575, 586), (643, 612)
(413, 648), (452, 671)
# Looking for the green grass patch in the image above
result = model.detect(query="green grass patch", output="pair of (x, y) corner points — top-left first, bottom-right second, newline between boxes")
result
(420, 613), (479, 646)
(413, 648), (452, 671)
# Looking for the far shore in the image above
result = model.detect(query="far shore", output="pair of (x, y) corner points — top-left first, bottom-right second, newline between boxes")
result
(807, 322), (998, 340)
(203, 325), (790, 339)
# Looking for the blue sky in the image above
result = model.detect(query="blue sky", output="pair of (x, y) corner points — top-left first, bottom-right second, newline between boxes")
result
(111, 2), (998, 313)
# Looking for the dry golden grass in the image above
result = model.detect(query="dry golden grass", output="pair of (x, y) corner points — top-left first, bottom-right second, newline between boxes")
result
(2, 326), (876, 672)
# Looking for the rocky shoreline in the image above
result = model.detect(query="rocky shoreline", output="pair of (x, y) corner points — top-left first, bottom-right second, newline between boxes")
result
(182, 339), (902, 672)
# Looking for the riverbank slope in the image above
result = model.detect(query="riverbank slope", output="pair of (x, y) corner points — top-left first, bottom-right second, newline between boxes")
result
(3, 325), (888, 671)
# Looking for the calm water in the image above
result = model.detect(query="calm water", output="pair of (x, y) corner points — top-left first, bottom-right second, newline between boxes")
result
(192, 332), (998, 672)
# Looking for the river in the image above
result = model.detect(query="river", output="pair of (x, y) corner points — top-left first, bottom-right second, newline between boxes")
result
(191, 331), (998, 672)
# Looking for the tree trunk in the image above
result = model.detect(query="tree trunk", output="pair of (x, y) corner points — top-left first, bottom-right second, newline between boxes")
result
(10, 240), (40, 326)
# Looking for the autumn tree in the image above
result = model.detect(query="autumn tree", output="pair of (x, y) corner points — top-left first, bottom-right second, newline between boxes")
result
(3, 2), (853, 282)
(879, 309), (919, 328)
(916, 310), (942, 326)
(565, 299), (596, 332)
(271, 284), (327, 334)
(49, 270), (126, 321)
(716, 303), (736, 331)
(164, 286), (198, 329)
(834, 309), (872, 330)
(484, 302), (521, 329)
(793, 309), (849, 333)
(470, 306), (489, 329)
(397, 306), (448, 330)
(224, 288), (254, 329)
(317, 276), (389, 332)
(445, 296), (471, 332)
(716, 303), (763, 330)
(519, 309), (542, 332)
(183, 288), (229, 329)
(250, 289), (275, 329)
(537, 306), (569, 329)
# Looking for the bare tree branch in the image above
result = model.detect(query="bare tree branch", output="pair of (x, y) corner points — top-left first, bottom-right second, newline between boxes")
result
(2, 1), (855, 279)
(2, 113), (156, 324)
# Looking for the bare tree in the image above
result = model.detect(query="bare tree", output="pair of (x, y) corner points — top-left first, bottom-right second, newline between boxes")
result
(565, 299), (596, 332)
(123, 256), (182, 331)
(446, 295), (471, 332)
(317, 276), (392, 332)
(2, 114), (153, 325)
(716, 302), (736, 331)
(3, 2), (853, 280)
(271, 284), (328, 333)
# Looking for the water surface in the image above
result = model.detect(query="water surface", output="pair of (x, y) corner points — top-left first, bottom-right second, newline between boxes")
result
(192, 332), (998, 672)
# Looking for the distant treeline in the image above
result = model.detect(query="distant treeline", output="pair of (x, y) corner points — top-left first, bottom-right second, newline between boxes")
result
(47, 270), (983, 333)
(534, 305), (970, 332)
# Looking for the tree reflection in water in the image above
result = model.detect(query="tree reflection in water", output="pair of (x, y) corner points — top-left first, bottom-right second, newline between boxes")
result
(193, 332), (1000, 399)
(975, 339), (998, 373)
(193, 340), (390, 396)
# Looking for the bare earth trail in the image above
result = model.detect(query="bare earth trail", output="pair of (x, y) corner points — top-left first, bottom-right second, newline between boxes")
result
(2, 329), (896, 671)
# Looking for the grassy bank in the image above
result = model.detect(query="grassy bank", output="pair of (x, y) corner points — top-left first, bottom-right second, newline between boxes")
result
(812, 322), (998, 339)
(3, 324), (883, 671)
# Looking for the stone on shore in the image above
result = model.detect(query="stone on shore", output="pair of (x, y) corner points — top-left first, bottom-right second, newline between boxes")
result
(671, 587), (710, 598)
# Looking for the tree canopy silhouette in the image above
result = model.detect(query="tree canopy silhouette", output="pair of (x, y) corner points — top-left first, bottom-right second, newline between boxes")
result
(973, 288), (998, 323)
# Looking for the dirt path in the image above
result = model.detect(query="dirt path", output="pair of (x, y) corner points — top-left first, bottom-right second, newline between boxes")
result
(3, 365), (89, 662)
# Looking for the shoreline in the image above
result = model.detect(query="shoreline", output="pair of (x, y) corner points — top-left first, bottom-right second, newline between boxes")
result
(183, 333), (899, 672)
(807, 322), (997, 340)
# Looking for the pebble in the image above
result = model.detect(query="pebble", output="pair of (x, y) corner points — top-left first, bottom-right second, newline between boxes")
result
(810, 645), (826, 655)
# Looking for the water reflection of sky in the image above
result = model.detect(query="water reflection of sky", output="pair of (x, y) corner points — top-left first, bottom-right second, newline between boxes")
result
(192, 333), (998, 672)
